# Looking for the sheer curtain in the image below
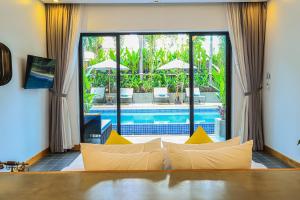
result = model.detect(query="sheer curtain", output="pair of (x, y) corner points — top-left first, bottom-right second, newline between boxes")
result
(227, 2), (267, 150)
(46, 4), (82, 152)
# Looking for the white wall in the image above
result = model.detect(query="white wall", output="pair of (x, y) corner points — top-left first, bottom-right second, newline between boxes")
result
(81, 4), (228, 32)
(264, 0), (300, 162)
(0, 0), (48, 162)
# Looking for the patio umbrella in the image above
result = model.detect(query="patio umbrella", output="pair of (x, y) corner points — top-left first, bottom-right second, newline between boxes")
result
(157, 59), (196, 71)
(89, 59), (129, 71)
(83, 51), (96, 62)
(158, 59), (196, 103)
(89, 59), (129, 94)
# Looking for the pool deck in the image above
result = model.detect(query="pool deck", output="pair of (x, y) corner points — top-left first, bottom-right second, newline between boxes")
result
(93, 103), (221, 110)
(124, 134), (224, 143)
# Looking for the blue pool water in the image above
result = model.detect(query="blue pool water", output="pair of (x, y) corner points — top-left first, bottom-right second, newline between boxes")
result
(91, 109), (219, 124)
(89, 108), (220, 135)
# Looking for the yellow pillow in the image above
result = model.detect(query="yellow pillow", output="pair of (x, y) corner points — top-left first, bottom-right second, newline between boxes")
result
(185, 126), (213, 144)
(105, 130), (132, 145)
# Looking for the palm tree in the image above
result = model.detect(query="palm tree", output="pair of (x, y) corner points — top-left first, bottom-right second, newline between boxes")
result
(139, 35), (144, 80)
(209, 35), (213, 86)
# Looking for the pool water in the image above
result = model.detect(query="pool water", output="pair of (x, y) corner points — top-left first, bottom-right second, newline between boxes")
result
(90, 108), (220, 125)
(105, 112), (218, 124)
(89, 108), (221, 135)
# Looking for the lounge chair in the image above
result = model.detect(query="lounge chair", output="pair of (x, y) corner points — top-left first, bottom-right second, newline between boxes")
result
(90, 87), (106, 103)
(153, 87), (170, 103)
(120, 88), (134, 103)
(185, 88), (206, 103)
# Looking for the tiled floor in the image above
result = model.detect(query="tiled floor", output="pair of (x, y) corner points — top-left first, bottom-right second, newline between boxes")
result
(29, 151), (290, 172)
(252, 151), (290, 168)
(29, 134), (290, 171)
(29, 151), (80, 172)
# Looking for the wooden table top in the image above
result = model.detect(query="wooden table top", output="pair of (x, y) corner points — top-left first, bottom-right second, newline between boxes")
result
(0, 169), (299, 200)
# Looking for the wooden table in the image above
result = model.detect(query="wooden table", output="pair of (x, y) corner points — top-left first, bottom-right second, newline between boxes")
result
(0, 169), (299, 200)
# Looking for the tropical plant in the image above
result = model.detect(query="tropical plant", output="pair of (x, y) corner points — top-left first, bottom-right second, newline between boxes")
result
(82, 37), (104, 53)
(141, 76), (153, 92)
(121, 74), (141, 92)
(84, 35), (227, 96)
(83, 70), (94, 112)
(121, 48), (140, 73)
(213, 66), (226, 106)
(212, 36), (226, 106)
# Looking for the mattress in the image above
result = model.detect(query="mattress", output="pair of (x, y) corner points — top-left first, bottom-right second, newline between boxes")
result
(62, 154), (267, 171)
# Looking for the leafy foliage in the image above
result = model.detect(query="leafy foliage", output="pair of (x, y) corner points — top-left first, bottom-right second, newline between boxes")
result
(83, 70), (94, 112)
(212, 36), (227, 106)
(82, 35), (226, 98)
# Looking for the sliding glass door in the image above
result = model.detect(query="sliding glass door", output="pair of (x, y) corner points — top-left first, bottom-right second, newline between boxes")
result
(80, 32), (231, 143)
(81, 35), (117, 143)
(119, 34), (190, 142)
(192, 34), (229, 141)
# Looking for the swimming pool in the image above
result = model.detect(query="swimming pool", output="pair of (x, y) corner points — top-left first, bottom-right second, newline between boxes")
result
(90, 108), (220, 135)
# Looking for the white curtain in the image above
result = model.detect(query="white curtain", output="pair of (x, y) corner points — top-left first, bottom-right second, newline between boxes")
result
(231, 64), (246, 139)
(61, 7), (82, 149)
(227, 4), (249, 143)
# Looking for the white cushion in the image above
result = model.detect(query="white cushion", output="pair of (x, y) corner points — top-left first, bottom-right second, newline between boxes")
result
(163, 137), (241, 150)
(80, 138), (161, 154)
(82, 150), (164, 171)
(62, 152), (266, 172)
(80, 138), (163, 171)
(167, 140), (253, 170)
(162, 137), (241, 169)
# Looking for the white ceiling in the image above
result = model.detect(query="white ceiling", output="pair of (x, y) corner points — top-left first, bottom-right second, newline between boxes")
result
(41, 0), (267, 4)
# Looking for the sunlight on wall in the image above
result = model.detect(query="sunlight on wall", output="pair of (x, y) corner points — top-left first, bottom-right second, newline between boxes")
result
(0, 0), (48, 162)
(17, 0), (31, 5)
(81, 4), (228, 32)
(264, 0), (300, 163)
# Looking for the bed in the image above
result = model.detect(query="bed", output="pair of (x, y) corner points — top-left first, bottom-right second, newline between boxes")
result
(62, 154), (267, 171)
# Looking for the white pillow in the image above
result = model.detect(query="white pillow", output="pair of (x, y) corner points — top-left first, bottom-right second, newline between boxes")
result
(80, 138), (161, 154)
(163, 137), (241, 150)
(167, 140), (253, 170)
(162, 137), (241, 169)
(82, 150), (164, 171)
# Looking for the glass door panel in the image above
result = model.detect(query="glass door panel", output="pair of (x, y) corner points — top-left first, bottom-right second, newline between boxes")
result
(192, 35), (227, 141)
(119, 34), (190, 143)
(82, 36), (117, 143)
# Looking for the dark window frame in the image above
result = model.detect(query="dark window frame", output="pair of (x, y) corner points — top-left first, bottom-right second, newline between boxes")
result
(79, 32), (232, 141)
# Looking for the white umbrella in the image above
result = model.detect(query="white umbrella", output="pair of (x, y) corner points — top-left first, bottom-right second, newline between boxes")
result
(158, 59), (196, 70)
(158, 59), (196, 103)
(88, 59), (129, 94)
(83, 51), (96, 62)
(89, 59), (129, 71)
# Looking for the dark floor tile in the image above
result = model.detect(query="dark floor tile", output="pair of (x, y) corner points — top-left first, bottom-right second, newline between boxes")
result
(30, 151), (291, 171)
(29, 151), (80, 172)
(253, 151), (290, 168)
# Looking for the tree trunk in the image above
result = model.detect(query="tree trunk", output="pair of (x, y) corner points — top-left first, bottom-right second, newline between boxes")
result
(139, 35), (144, 80)
(209, 36), (213, 86)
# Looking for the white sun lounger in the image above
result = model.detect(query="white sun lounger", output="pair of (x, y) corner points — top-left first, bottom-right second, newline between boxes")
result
(185, 88), (206, 103)
(153, 87), (170, 103)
